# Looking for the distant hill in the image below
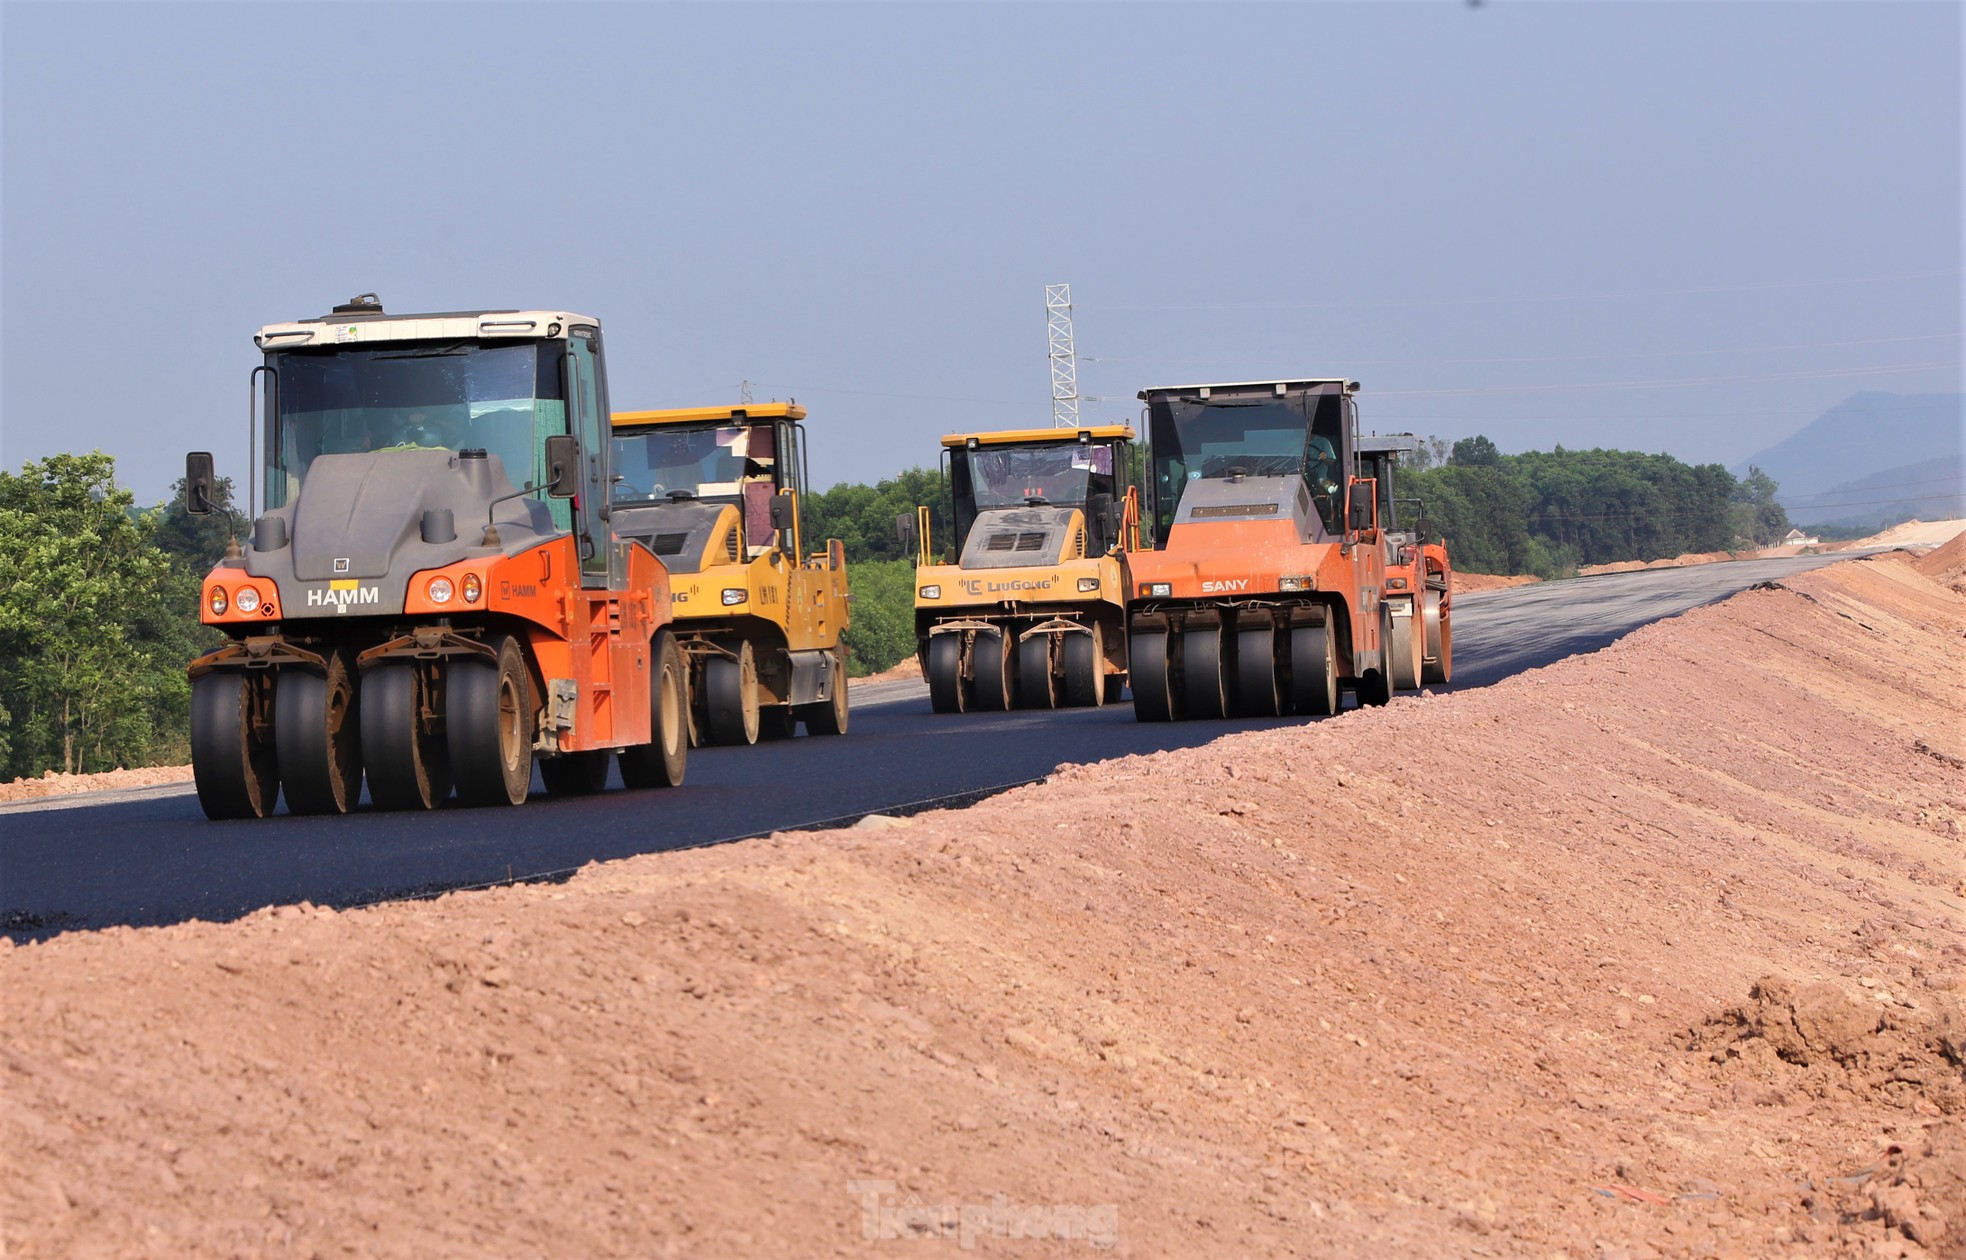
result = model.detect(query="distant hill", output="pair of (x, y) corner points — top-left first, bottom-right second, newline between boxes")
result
(1732, 392), (1963, 529)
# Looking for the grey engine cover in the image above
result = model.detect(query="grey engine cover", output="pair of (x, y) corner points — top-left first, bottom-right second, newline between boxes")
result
(244, 450), (557, 618)
(960, 506), (1081, 569)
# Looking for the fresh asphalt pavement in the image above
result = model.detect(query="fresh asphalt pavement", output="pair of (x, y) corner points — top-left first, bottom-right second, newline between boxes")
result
(0, 551), (1879, 938)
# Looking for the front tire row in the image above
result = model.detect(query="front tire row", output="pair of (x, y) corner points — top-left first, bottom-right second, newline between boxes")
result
(189, 631), (690, 820)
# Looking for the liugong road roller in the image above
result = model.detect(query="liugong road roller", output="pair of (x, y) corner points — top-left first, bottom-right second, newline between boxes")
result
(909, 426), (1139, 712)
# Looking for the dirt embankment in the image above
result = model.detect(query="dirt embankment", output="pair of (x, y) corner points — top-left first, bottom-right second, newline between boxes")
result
(3, 553), (1962, 1259)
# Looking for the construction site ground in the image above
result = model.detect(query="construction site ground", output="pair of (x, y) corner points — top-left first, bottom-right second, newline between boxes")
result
(2, 547), (1962, 1258)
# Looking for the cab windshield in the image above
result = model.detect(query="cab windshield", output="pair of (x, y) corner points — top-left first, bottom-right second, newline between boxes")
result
(958, 443), (1111, 511)
(1147, 392), (1346, 540)
(263, 341), (564, 508)
(609, 423), (766, 504)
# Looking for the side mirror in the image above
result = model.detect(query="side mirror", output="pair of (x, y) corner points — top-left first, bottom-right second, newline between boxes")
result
(543, 435), (579, 498)
(1347, 483), (1373, 532)
(769, 493), (796, 530)
(1416, 517), (1432, 544)
(1085, 492), (1115, 544)
(185, 452), (217, 516)
(895, 512), (918, 550)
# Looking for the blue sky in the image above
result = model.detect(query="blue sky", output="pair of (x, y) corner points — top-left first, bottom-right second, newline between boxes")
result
(2, 1), (1958, 504)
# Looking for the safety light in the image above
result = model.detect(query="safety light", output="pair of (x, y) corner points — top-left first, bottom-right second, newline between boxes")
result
(1077, 578), (1100, 593)
(918, 585), (941, 600)
(235, 586), (261, 614)
(209, 587), (229, 616)
(428, 576), (455, 605)
(462, 572), (483, 603)
(1145, 582), (1172, 598)
(722, 588), (748, 606)
(1279, 575), (1313, 592)
(1386, 576), (1408, 590)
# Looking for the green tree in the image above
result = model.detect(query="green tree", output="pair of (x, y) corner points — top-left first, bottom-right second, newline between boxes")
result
(153, 473), (240, 574)
(1729, 465), (1791, 547)
(0, 453), (207, 778)
(1451, 434), (1503, 467)
(838, 558), (919, 676)
(804, 466), (948, 564)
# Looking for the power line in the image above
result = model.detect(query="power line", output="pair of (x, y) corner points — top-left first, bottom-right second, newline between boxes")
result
(1086, 268), (1962, 313)
(1372, 361), (1958, 399)
(1082, 332), (1961, 370)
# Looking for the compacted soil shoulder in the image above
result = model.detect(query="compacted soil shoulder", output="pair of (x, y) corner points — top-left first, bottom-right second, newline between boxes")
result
(2, 552), (1960, 1258)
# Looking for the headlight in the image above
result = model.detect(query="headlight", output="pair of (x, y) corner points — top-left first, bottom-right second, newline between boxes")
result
(428, 576), (455, 605)
(462, 572), (482, 603)
(209, 587), (228, 616)
(721, 588), (747, 606)
(234, 586), (261, 614)
(1077, 578), (1100, 593)
(1145, 582), (1172, 598)
(918, 585), (941, 600)
(1279, 575), (1312, 592)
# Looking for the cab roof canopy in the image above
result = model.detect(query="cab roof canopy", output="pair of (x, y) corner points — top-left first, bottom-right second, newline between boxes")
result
(939, 425), (1135, 449)
(612, 403), (807, 429)
(1137, 378), (1359, 399)
(256, 294), (597, 349)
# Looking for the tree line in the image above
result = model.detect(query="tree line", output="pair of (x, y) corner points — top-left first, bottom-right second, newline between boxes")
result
(0, 441), (1788, 780)
(1399, 436), (1790, 578)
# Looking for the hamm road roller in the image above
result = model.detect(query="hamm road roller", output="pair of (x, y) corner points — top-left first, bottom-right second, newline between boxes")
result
(182, 294), (688, 818)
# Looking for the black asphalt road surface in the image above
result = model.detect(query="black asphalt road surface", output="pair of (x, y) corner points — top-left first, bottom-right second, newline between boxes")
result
(0, 552), (1877, 938)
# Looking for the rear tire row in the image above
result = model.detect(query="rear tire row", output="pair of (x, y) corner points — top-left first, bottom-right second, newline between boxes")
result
(1131, 620), (1359, 723)
(697, 643), (849, 747)
(190, 632), (689, 820)
(924, 624), (1113, 715)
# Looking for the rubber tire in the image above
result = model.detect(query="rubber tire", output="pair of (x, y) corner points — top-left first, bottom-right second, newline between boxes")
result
(1016, 634), (1055, 709)
(620, 632), (688, 788)
(449, 636), (533, 807)
(926, 637), (965, 714)
(1104, 675), (1125, 705)
(1422, 589), (1453, 685)
(797, 650), (849, 736)
(1061, 625), (1102, 708)
(972, 629), (1013, 712)
(362, 663), (451, 810)
(275, 652), (362, 815)
(541, 749), (610, 795)
(758, 706), (798, 740)
(1130, 631), (1176, 722)
(1358, 606), (1395, 707)
(1289, 623), (1338, 717)
(1182, 625), (1229, 720)
(1389, 601), (1423, 692)
(191, 671), (279, 819)
(704, 641), (761, 745)
(1235, 626), (1281, 717)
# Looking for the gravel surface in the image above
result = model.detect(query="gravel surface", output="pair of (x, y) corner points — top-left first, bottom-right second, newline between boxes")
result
(2, 551), (1960, 1259)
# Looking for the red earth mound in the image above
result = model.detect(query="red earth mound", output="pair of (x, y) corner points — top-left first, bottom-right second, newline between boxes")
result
(3, 553), (1960, 1258)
